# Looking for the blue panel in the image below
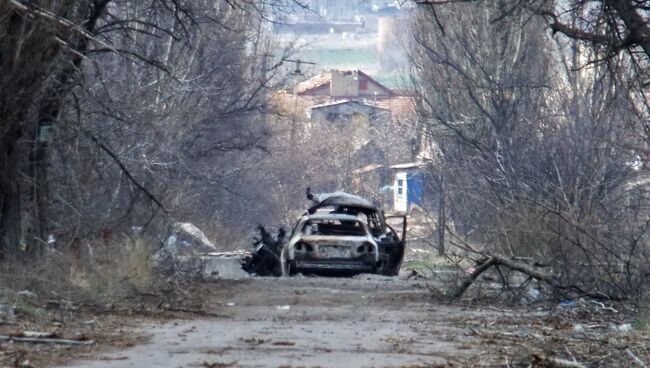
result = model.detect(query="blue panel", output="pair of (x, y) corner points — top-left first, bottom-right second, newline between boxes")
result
(406, 171), (423, 209)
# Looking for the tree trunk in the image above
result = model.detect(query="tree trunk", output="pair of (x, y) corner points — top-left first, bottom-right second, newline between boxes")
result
(0, 127), (24, 257)
(27, 134), (49, 256)
(437, 171), (445, 255)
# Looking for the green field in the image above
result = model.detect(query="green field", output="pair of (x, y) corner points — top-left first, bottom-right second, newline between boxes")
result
(297, 47), (406, 88)
(300, 47), (377, 67)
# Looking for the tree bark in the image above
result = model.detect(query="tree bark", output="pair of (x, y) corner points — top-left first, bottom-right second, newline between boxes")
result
(606, 0), (650, 59)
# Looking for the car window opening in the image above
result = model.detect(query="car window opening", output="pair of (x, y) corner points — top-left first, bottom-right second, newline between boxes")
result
(303, 219), (366, 236)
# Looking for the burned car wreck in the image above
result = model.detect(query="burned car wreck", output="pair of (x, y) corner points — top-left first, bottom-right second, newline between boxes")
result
(243, 190), (406, 277)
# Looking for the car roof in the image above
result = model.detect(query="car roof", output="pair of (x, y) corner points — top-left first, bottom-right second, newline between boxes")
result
(309, 192), (378, 212)
(303, 213), (364, 222)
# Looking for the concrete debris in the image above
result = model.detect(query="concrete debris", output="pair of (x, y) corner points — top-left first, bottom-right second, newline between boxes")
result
(154, 222), (252, 280)
(163, 222), (217, 257)
(156, 254), (250, 281)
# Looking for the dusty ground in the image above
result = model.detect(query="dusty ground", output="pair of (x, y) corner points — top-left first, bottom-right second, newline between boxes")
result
(16, 275), (640, 368)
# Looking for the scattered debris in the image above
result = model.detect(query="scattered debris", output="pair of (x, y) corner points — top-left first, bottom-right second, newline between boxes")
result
(17, 290), (37, 300)
(611, 323), (633, 332)
(272, 341), (296, 346)
(531, 353), (586, 368)
(241, 336), (266, 345)
(199, 361), (237, 368)
(241, 226), (284, 277)
(20, 331), (55, 338)
(0, 302), (14, 322)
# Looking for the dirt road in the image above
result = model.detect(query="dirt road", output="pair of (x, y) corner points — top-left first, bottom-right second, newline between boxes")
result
(62, 275), (491, 368)
(61, 275), (645, 368)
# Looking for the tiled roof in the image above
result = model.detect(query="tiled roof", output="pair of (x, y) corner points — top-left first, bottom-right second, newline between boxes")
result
(374, 96), (416, 120)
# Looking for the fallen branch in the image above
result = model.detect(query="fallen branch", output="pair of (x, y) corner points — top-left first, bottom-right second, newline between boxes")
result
(163, 306), (232, 319)
(0, 334), (95, 346)
(451, 253), (616, 299)
(452, 256), (496, 298)
(452, 254), (560, 298)
(627, 348), (648, 367)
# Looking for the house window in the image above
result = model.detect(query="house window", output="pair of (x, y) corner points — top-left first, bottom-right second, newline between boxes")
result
(359, 79), (368, 90)
(397, 179), (404, 195)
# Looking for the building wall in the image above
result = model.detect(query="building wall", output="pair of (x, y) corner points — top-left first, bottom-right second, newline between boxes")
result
(358, 77), (389, 97)
(330, 70), (359, 97)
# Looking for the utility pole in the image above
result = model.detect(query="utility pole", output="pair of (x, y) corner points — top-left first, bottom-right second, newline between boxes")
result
(284, 58), (316, 76)
(282, 58), (315, 146)
(260, 55), (315, 146)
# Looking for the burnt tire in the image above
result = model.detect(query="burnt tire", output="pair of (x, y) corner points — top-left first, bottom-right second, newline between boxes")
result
(286, 260), (297, 276)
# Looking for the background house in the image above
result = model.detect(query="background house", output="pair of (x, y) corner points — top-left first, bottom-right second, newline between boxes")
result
(296, 70), (395, 99)
(308, 100), (390, 124)
(294, 69), (414, 121)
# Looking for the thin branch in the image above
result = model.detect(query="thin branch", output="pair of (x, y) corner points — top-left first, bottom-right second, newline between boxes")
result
(84, 132), (168, 214)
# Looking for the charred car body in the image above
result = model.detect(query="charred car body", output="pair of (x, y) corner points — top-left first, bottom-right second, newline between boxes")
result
(242, 191), (406, 277)
(281, 191), (406, 276)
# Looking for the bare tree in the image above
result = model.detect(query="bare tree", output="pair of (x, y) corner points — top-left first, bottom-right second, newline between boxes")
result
(0, 0), (298, 256)
(410, 1), (650, 299)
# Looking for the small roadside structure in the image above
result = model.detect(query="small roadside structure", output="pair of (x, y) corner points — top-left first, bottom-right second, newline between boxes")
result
(351, 162), (427, 215)
(390, 162), (425, 214)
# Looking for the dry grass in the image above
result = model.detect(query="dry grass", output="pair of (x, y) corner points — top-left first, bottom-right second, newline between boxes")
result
(0, 235), (160, 316)
(634, 305), (650, 331)
(0, 235), (165, 367)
